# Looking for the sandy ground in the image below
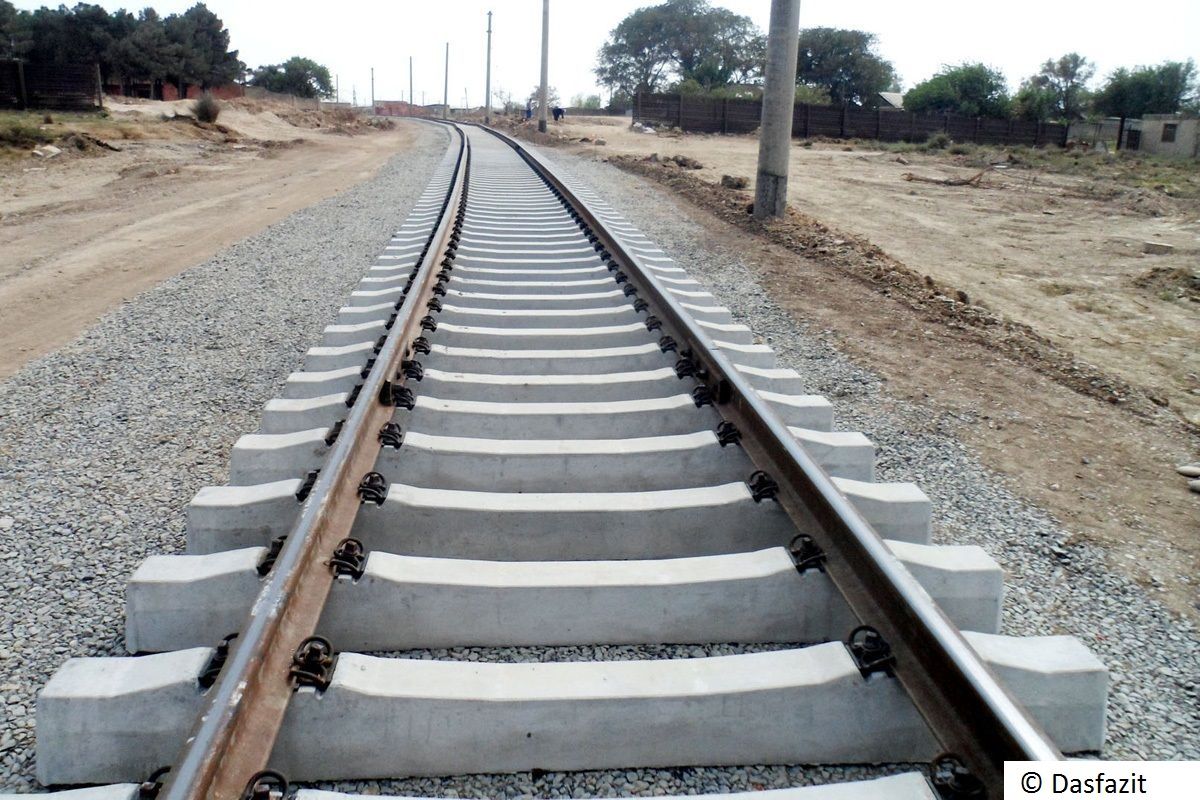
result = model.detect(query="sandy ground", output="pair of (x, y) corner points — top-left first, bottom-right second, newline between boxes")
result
(0, 100), (421, 378)
(555, 116), (1200, 426)
(511, 118), (1200, 623)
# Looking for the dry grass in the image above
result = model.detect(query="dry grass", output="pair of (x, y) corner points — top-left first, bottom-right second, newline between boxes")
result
(0, 109), (162, 158)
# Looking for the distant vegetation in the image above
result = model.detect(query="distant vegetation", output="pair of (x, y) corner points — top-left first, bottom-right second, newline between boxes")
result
(595, 0), (1200, 121)
(249, 57), (333, 99)
(0, 1), (333, 101)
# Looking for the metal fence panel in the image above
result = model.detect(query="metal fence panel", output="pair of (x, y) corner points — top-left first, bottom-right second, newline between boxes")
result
(634, 93), (1068, 147)
(0, 60), (100, 109)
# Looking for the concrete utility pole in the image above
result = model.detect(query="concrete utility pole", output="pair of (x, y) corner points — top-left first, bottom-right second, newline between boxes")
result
(484, 10), (493, 124)
(409, 56), (414, 112)
(753, 0), (801, 220)
(443, 42), (450, 119)
(335, 74), (339, 104)
(537, 0), (549, 132)
(370, 67), (375, 110)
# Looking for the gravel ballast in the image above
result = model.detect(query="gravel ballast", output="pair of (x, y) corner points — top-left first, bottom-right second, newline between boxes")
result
(0, 121), (449, 790)
(1, 129), (1195, 795)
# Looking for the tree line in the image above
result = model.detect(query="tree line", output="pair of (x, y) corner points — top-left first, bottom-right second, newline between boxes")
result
(595, 0), (1199, 122)
(0, 2), (332, 100)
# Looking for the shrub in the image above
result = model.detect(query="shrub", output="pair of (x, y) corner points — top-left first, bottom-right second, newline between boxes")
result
(0, 119), (55, 147)
(948, 143), (972, 155)
(924, 132), (951, 150)
(192, 93), (221, 123)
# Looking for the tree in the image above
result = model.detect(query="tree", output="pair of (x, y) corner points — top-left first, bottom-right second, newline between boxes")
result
(493, 87), (519, 114)
(570, 93), (602, 109)
(1014, 53), (1094, 121)
(796, 28), (896, 106)
(794, 83), (830, 105)
(162, 3), (241, 95)
(0, 1), (23, 57)
(1012, 81), (1058, 121)
(904, 63), (1011, 118)
(107, 9), (175, 92)
(594, 2), (675, 98)
(250, 56), (333, 98)
(669, 0), (763, 89)
(527, 85), (561, 112)
(595, 0), (763, 97)
(1093, 60), (1198, 119)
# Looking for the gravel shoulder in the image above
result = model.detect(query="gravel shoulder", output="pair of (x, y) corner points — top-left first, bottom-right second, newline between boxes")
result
(0, 119), (449, 790)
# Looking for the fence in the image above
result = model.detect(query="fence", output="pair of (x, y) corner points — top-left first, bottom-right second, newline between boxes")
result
(634, 92), (1068, 147)
(0, 60), (102, 110)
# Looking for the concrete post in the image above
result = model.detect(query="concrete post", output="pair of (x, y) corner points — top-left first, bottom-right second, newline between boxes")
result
(443, 43), (449, 119)
(485, 11), (493, 124)
(753, 0), (801, 220)
(537, 0), (549, 133)
(409, 57), (413, 115)
(370, 67), (374, 112)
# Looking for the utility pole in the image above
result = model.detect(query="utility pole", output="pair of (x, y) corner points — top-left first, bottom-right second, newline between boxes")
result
(537, 0), (549, 132)
(335, 74), (339, 104)
(484, 10), (493, 124)
(409, 56), (414, 112)
(443, 42), (449, 119)
(370, 67), (375, 111)
(753, 0), (801, 220)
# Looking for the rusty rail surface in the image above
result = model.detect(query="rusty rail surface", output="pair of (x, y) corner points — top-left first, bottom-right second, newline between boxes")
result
(156, 122), (469, 800)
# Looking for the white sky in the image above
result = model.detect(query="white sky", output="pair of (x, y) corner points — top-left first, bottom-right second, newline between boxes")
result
(13, 1), (1200, 106)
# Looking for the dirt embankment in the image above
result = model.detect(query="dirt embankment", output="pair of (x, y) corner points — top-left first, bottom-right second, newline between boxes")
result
(0, 98), (420, 378)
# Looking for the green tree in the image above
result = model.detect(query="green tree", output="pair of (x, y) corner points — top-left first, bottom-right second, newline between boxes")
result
(1015, 53), (1094, 121)
(163, 3), (241, 95)
(0, 1), (21, 57)
(107, 9), (175, 91)
(1093, 60), (1197, 118)
(595, 0), (763, 97)
(794, 83), (830, 105)
(594, 3), (676, 98)
(1012, 81), (1058, 121)
(250, 56), (333, 98)
(796, 27), (896, 106)
(904, 63), (1011, 117)
(669, 0), (762, 89)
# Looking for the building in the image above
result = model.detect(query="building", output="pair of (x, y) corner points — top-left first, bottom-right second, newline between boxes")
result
(878, 91), (904, 110)
(1126, 114), (1199, 158)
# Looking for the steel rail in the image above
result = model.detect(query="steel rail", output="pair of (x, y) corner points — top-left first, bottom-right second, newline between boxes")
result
(157, 122), (469, 800)
(478, 123), (1062, 795)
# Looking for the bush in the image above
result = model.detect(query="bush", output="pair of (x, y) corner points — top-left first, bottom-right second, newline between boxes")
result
(192, 93), (221, 123)
(924, 132), (951, 150)
(948, 143), (972, 155)
(0, 119), (55, 147)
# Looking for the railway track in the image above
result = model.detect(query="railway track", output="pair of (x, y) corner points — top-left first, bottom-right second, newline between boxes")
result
(11, 122), (1107, 800)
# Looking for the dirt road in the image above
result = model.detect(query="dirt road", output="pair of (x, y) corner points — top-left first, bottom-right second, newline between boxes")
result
(1, 104), (429, 378)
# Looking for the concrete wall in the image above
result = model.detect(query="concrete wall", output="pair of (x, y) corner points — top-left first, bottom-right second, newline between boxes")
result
(1134, 115), (1199, 158)
(1067, 118), (1123, 148)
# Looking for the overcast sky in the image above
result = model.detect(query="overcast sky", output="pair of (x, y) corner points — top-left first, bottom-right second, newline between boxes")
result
(14, 0), (1200, 106)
